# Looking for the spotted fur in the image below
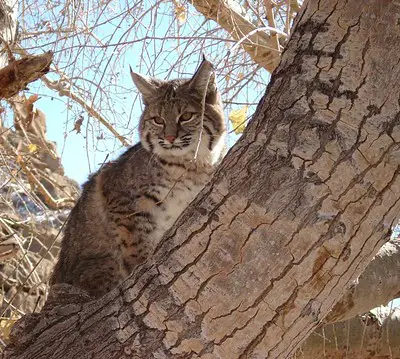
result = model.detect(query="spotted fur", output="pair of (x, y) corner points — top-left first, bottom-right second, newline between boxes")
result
(51, 59), (226, 298)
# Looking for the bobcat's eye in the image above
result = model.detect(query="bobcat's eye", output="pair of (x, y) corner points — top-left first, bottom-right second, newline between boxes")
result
(179, 112), (194, 123)
(151, 117), (164, 126)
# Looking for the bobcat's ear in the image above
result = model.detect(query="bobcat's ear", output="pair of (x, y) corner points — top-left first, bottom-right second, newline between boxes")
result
(188, 58), (217, 104)
(130, 66), (163, 104)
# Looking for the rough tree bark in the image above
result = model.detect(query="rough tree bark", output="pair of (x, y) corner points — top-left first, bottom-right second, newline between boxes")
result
(190, 0), (400, 312)
(4, 0), (400, 358)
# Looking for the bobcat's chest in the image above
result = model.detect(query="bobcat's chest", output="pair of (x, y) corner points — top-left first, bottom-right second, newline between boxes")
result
(152, 174), (208, 241)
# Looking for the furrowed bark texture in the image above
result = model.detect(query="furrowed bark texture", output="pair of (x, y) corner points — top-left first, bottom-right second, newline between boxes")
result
(4, 0), (400, 358)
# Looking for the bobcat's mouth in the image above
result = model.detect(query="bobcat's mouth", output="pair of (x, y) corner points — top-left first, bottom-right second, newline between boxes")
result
(158, 137), (192, 150)
(161, 144), (183, 149)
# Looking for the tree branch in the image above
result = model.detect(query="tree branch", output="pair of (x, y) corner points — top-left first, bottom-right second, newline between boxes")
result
(190, 0), (281, 72)
(298, 308), (400, 358)
(326, 238), (400, 324)
(0, 53), (53, 99)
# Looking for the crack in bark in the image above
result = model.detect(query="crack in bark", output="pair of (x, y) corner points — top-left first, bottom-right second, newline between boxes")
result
(329, 15), (361, 69)
(360, 38), (370, 76)
(214, 308), (259, 347)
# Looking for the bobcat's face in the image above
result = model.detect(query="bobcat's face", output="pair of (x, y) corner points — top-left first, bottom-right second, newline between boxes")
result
(140, 93), (211, 158)
(131, 59), (226, 163)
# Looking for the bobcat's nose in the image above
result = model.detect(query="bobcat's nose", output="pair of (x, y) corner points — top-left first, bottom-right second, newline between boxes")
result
(165, 135), (176, 144)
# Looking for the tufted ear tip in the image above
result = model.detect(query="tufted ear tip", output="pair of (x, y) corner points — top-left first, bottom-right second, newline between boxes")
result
(188, 56), (216, 101)
(201, 53), (211, 65)
(130, 66), (163, 104)
(199, 56), (214, 73)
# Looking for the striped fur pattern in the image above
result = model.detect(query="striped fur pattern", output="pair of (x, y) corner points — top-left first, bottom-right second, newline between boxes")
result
(50, 59), (226, 298)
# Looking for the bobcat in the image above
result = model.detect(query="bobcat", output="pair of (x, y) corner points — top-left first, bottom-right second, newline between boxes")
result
(50, 59), (226, 298)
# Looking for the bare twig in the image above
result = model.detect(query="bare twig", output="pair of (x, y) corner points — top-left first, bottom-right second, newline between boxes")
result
(263, 0), (281, 51)
(42, 76), (130, 147)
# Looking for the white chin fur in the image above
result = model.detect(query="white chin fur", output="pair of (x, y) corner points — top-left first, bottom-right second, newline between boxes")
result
(143, 131), (225, 166)
(154, 145), (194, 158)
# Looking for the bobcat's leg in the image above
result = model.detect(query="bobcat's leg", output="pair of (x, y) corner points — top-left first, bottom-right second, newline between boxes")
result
(108, 194), (159, 275)
(69, 255), (125, 298)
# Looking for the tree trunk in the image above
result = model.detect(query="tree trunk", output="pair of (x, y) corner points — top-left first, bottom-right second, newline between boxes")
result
(0, 0), (17, 68)
(191, 0), (400, 311)
(4, 0), (400, 358)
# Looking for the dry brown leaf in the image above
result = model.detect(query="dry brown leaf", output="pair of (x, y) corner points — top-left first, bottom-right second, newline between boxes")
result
(26, 94), (39, 105)
(73, 115), (84, 134)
